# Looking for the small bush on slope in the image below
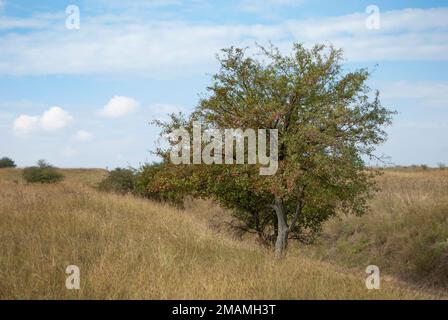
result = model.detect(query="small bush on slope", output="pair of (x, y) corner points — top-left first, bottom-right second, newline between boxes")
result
(0, 157), (16, 168)
(22, 160), (64, 184)
(98, 168), (136, 195)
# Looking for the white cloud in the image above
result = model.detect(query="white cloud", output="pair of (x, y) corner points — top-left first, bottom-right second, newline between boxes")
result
(40, 107), (73, 130)
(0, 7), (447, 77)
(100, 96), (140, 118)
(72, 130), (93, 142)
(282, 8), (448, 61)
(378, 81), (448, 108)
(12, 106), (73, 136)
(13, 115), (39, 136)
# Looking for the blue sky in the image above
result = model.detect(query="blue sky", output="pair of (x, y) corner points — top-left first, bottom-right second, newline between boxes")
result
(0, 0), (447, 168)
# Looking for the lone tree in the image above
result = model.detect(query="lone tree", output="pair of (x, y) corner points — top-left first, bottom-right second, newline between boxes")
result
(0, 157), (16, 168)
(154, 43), (394, 257)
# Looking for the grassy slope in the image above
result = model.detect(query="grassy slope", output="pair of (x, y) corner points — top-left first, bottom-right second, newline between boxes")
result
(0, 169), (447, 299)
(305, 169), (448, 289)
(0, 168), (446, 299)
(0, 168), (107, 187)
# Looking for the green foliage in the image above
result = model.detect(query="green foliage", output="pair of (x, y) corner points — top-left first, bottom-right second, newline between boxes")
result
(98, 168), (136, 194)
(97, 163), (187, 205)
(135, 162), (190, 206)
(23, 160), (64, 184)
(0, 157), (16, 168)
(153, 43), (394, 251)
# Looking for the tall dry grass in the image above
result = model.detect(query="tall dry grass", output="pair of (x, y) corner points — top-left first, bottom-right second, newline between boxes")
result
(0, 168), (107, 187)
(306, 169), (448, 290)
(0, 176), (440, 299)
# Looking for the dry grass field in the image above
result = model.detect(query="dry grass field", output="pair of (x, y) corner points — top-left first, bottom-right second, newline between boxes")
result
(306, 168), (448, 291)
(0, 167), (447, 299)
(0, 168), (107, 187)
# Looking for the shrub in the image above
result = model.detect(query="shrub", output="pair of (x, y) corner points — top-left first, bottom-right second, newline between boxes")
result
(437, 162), (446, 170)
(23, 160), (64, 184)
(135, 162), (186, 206)
(0, 157), (16, 168)
(98, 168), (136, 194)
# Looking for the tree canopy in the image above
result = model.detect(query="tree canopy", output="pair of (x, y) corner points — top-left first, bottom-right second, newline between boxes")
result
(152, 43), (394, 257)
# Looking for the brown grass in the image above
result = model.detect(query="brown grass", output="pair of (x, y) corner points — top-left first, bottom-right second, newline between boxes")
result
(0, 168), (107, 187)
(305, 168), (448, 291)
(0, 168), (446, 299)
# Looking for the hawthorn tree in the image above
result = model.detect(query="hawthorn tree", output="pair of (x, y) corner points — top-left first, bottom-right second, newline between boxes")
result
(154, 43), (394, 257)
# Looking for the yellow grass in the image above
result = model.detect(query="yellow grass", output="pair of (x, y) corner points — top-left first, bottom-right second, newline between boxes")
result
(306, 168), (448, 290)
(0, 168), (446, 299)
(0, 168), (107, 187)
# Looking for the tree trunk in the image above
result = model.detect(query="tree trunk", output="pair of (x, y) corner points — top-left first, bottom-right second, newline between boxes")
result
(273, 197), (289, 258)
